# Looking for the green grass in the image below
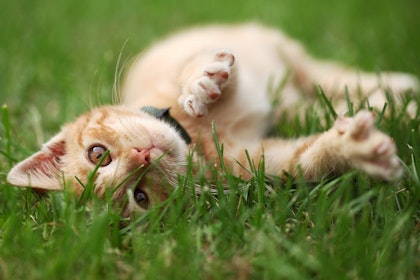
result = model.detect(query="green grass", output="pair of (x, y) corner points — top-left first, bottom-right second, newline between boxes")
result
(1, 0), (420, 279)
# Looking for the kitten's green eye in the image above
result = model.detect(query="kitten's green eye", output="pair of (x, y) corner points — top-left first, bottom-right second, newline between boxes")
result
(134, 188), (149, 209)
(87, 145), (112, 166)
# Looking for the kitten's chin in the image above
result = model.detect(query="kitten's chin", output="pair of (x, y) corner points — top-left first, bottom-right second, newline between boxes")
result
(122, 149), (187, 215)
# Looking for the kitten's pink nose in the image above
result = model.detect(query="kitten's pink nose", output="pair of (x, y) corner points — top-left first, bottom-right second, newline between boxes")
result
(132, 147), (151, 167)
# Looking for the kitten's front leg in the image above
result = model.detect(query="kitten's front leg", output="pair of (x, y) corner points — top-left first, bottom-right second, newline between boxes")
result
(290, 111), (402, 181)
(178, 50), (235, 117)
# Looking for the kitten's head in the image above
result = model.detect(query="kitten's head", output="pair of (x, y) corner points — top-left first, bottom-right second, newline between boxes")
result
(7, 106), (189, 215)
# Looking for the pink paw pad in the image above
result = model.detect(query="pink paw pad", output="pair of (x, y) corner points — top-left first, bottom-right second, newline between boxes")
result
(204, 69), (229, 86)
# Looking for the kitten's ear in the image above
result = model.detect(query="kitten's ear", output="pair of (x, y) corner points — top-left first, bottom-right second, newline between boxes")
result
(7, 133), (67, 191)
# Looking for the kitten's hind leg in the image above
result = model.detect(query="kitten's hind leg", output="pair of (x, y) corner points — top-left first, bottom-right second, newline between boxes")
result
(296, 58), (419, 114)
(178, 50), (235, 117)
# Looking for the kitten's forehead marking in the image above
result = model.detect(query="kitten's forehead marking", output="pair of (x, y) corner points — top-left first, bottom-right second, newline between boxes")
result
(75, 107), (157, 151)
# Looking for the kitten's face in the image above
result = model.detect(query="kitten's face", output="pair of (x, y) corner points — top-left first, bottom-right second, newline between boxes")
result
(7, 106), (189, 215)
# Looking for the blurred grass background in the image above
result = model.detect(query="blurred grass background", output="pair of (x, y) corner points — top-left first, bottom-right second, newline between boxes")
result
(1, 0), (418, 123)
(1, 0), (420, 279)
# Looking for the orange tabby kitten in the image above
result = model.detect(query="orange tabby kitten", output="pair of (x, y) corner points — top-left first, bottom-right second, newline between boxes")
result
(7, 23), (418, 215)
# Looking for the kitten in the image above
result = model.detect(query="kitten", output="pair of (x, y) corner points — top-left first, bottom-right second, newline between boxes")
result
(7, 23), (418, 215)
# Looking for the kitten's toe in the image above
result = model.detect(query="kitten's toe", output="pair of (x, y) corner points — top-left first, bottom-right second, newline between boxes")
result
(358, 154), (402, 181)
(365, 136), (402, 180)
(349, 110), (375, 140)
(196, 75), (223, 101)
(197, 51), (234, 103)
(215, 50), (235, 66)
(183, 95), (208, 118)
(374, 137), (395, 156)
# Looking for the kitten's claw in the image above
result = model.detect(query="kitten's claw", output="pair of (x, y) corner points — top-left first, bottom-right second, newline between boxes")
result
(184, 95), (207, 117)
(335, 110), (402, 181)
(179, 50), (235, 117)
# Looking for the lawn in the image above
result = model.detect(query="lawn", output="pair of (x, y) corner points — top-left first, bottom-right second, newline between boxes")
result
(1, 0), (419, 279)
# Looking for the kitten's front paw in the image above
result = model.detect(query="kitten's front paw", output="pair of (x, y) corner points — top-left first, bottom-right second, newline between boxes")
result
(179, 50), (235, 117)
(334, 111), (402, 181)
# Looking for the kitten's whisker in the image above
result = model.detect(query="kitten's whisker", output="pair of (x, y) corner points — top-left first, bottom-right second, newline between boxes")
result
(112, 39), (129, 106)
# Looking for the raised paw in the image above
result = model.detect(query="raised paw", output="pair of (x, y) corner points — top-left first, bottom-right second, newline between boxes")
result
(334, 110), (402, 181)
(179, 50), (235, 117)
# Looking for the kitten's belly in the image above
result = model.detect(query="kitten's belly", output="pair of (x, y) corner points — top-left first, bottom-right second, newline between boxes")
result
(122, 24), (289, 106)
(122, 24), (290, 140)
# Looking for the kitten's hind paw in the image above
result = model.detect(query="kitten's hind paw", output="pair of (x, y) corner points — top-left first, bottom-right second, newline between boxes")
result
(179, 50), (235, 117)
(334, 111), (403, 181)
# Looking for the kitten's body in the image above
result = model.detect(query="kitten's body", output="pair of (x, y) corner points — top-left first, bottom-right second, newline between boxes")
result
(7, 23), (418, 214)
(122, 23), (415, 179)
